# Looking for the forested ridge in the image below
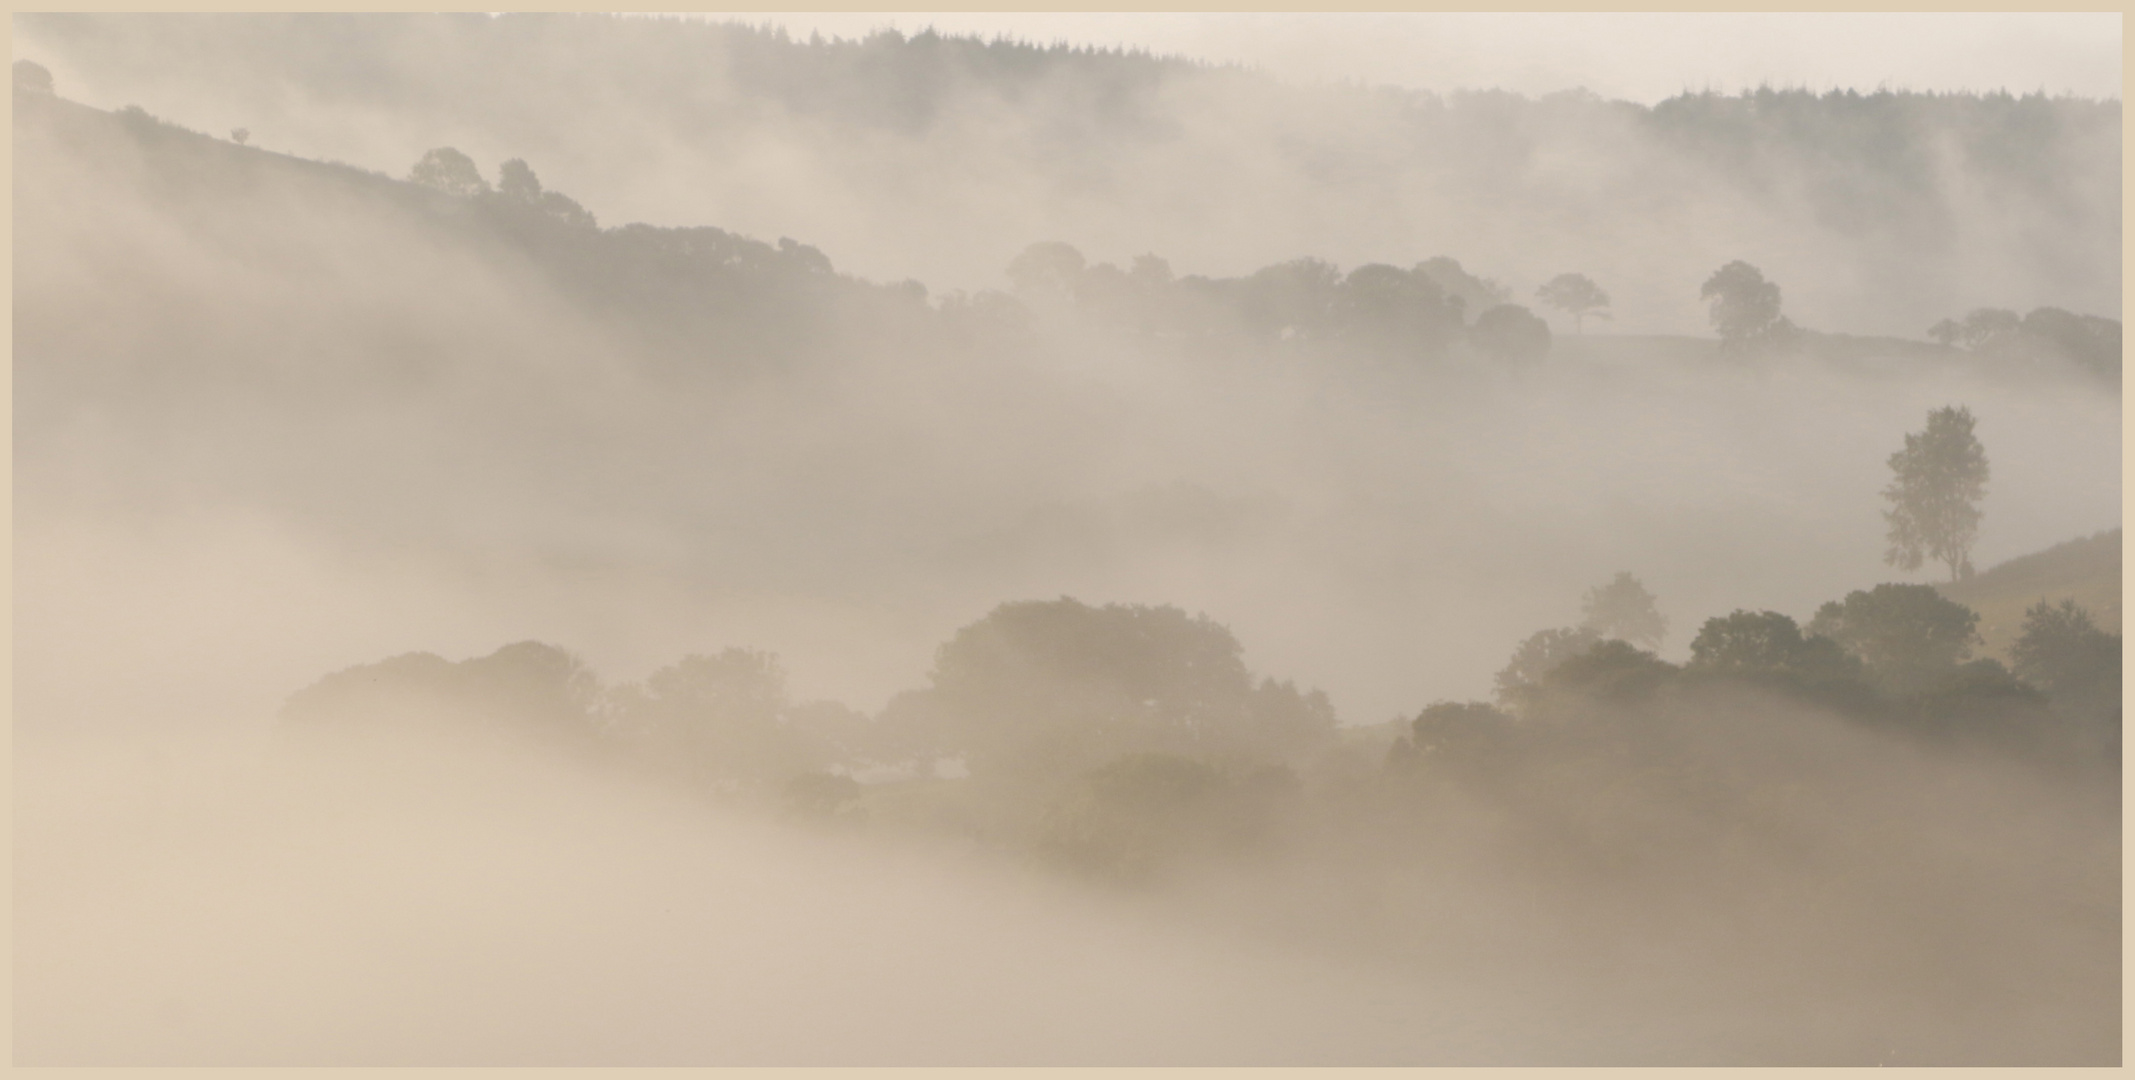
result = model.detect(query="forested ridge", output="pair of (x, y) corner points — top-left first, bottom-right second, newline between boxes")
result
(18, 13), (2122, 334)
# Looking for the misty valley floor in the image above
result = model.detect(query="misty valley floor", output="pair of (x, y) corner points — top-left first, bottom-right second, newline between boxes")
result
(14, 731), (2117, 1066)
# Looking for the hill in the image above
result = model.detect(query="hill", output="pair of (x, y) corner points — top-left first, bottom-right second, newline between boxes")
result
(17, 13), (2122, 336)
(1940, 529), (2122, 661)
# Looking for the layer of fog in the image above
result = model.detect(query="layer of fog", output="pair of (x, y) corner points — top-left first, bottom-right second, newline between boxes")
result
(17, 701), (2117, 1065)
(14, 91), (2119, 750)
(13, 28), (2121, 1065)
(14, 13), (2121, 336)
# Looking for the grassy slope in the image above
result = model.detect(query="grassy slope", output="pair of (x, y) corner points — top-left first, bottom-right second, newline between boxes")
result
(1938, 529), (2123, 662)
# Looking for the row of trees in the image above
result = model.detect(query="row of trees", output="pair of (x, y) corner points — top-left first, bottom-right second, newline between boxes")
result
(279, 598), (1337, 800)
(277, 571), (2116, 881)
(388, 134), (2116, 387)
(1928, 305), (2122, 385)
(1410, 579), (2118, 777)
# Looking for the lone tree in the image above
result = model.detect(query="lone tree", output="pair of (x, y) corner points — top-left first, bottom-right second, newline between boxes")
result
(1883, 406), (1989, 580)
(1535, 272), (1610, 334)
(1700, 261), (1787, 352)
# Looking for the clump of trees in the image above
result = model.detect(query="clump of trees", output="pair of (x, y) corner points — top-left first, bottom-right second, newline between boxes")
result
(1462, 542), (2119, 773)
(1929, 306), (2121, 385)
(1806, 584), (1985, 697)
(998, 241), (1507, 364)
(877, 598), (1336, 785)
(1037, 752), (1298, 883)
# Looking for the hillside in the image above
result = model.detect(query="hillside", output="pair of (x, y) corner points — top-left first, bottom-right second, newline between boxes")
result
(16, 13), (2122, 336)
(1940, 529), (2123, 661)
(16, 77), (2122, 731)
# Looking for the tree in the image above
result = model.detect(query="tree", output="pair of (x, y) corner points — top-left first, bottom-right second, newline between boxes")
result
(1241, 257), (1342, 339)
(1004, 241), (1087, 297)
(1938, 308), (2021, 351)
(1389, 700), (1519, 774)
(278, 641), (599, 747)
(409, 146), (490, 197)
(2010, 599), (2120, 705)
(1807, 584), (1980, 696)
(1494, 626), (1603, 707)
(1687, 610), (1864, 689)
(13, 59), (54, 96)
(497, 157), (543, 204)
(1469, 304), (1552, 364)
(1337, 263), (1462, 356)
(1535, 272), (1610, 333)
(608, 647), (836, 785)
(230, 127), (250, 146)
(1699, 261), (1787, 351)
(1538, 640), (1678, 704)
(1579, 571), (1666, 649)
(906, 598), (1334, 781)
(1416, 256), (1510, 316)
(1883, 405), (1988, 580)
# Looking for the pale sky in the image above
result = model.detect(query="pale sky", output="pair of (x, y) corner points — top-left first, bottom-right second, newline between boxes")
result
(705, 12), (2122, 103)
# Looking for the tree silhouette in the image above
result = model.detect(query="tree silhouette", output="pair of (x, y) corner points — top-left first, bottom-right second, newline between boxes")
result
(1883, 405), (1988, 580)
(908, 597), (1334, 780)
(13, 59), (53, 96)
(1699, 261), (1786, 352)
(1494, 626), (1603, 707)
(2010, 599), (2120, 704)
(1579, 571), (1666, 649)
(1687, 609), (1864, 690)
(409, 146), (490, 197)
(1808, 584), (1980, 696)
(497, 157), (543, 204)
(1469, 304), (1552, 365)
(1535, 272), (1610, 333)
(1004, 241), (1088, 297)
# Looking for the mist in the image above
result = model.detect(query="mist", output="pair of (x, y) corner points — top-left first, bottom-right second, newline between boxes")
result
(12, 14), (2122, 1066)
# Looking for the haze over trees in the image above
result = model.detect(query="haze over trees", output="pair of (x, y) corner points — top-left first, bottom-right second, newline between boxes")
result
(10, 14), (2122, 1067)
(15, 14), (2124, 335)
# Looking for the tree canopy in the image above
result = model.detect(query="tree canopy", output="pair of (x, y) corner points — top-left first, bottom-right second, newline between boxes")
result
(409, 146), (490, 197)
(1808, 584), (1980, 696)
(890, 597), (1336, 782)
(1700, 261), (1787, 352)
(1535, 272), (1610, 333)
(1579, 572), (1667, 649)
